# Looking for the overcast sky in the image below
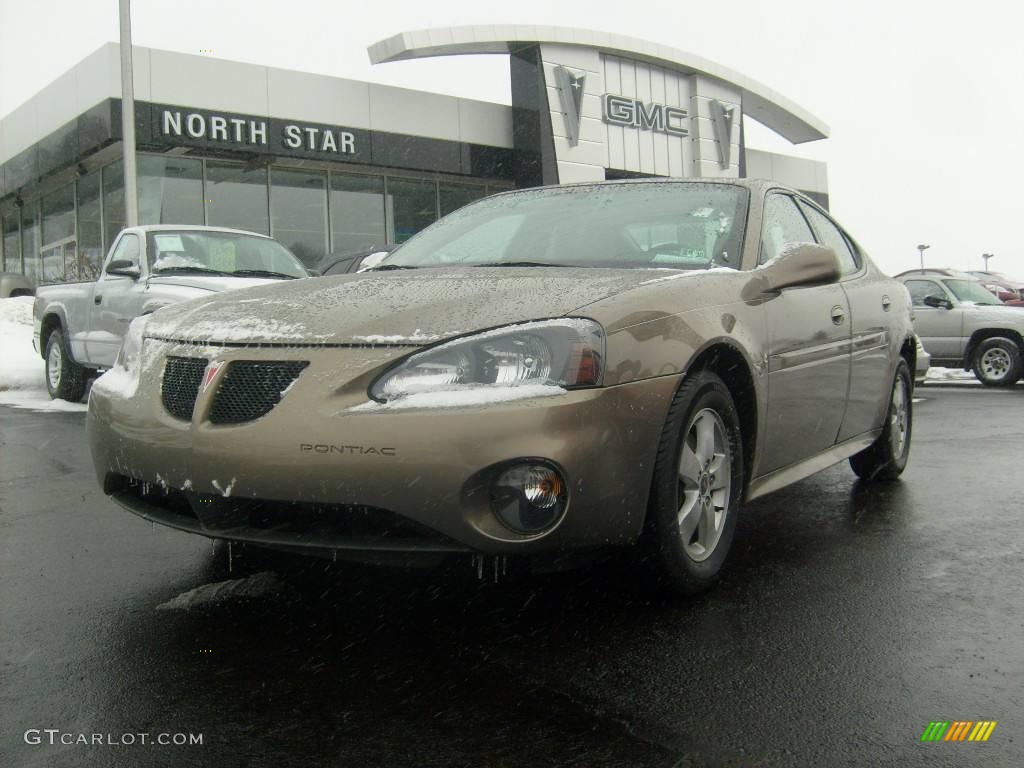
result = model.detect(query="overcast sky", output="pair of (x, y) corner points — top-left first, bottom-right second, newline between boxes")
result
(1, 0), (1021, 277)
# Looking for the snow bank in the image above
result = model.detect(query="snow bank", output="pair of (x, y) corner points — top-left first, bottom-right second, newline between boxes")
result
(924, 367), (977, 383)
(0, 297), (88, 411)
(155, 571), (298, 611)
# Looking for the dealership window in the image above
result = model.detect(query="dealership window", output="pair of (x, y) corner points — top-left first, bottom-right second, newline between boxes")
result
(270, 168), (326, 266)
(40, 184), (75, 282)
(77, 171), (103, 279)
(439, 182), (486, 217)
(329, 173), (387, 254)
(138, 155), (204, 227)
(2, 213), (20, 273)
(388, 178), (438, 243)
(21, 203), (40, 282)
(102, 160), (126, 252)
(206, 162), (269, 235)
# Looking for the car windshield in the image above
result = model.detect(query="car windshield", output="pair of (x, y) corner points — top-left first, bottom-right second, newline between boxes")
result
(942, 279), (1002, 305)
(379, 182), (749, 271)
(146, 230), (308, 278)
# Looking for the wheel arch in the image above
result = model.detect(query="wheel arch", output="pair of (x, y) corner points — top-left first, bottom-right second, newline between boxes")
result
(39, 311), (67, 359)
(964, 328), (1024, 369)
(681, 341), (759, 490)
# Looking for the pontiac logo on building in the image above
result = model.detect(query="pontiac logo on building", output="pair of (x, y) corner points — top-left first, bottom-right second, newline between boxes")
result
(602, 95), (689, 136)
(554, 66), (587, 147)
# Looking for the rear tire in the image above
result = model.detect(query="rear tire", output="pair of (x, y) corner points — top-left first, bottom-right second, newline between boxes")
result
(645, 371), (744, 595)
(44, 328), (87, 402)
(971, 337), (1022, 387)
(850, 360), (912, 481)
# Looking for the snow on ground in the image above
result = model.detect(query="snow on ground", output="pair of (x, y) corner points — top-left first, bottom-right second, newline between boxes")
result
(924, 366), (977, 383)
(0, 297), (87, 412)
(155, 571), (298, 611)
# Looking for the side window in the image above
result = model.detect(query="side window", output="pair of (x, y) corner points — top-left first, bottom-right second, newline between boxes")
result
(760, 194), (815, 266)
(103, 233), (140, 279)
(904, 279), (946, 307)
(798, 202), (860, 276)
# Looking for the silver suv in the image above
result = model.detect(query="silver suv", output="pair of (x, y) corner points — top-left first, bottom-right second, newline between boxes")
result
(896, 269), (1023, 386)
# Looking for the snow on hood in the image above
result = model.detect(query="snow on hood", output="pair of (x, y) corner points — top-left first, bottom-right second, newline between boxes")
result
(142, 267), (681, 345)
(148, 274), (282, 294)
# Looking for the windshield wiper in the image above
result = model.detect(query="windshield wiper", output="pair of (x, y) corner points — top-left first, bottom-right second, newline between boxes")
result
(231, 269), (301, 279)
(471, 261), (562, 268)
(366, 264), (418, 271)
(152, 266), (230, 276)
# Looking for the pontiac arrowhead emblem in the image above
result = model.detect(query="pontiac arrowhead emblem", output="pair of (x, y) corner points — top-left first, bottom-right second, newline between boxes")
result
(555, 65), (587, 147)
(710, 100), (736, 169)
(201, 360), (224, 392)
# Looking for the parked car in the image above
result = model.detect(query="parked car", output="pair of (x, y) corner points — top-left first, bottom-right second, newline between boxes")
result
(915, 335), (931, 384)
(315, 244), (396, 276)
(1, 271), (35, 298)
(967, 271), (1024, 306)
(896, 268), (1024, 386)
(33, 225), (309, 401)
(88, 179), (916, 594)
(966, 272), (1024, 303)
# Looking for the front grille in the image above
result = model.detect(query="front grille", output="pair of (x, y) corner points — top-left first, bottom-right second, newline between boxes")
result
(161, 357), (207, 420)
(209, 361), (308, 424)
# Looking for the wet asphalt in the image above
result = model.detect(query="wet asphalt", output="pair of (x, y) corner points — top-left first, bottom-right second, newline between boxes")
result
(1, 384), (1022, 768)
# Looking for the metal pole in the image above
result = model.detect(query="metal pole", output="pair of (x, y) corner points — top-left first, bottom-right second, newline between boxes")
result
(916, 244), (930, 272)
(982, 253), (993, 271)
(119, 0), (139, 227)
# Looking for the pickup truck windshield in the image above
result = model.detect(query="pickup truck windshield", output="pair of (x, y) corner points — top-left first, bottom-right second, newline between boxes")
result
(942, 279), (1002, 305)
(379, 182), (748, 271)
(146, 231), (308, 278)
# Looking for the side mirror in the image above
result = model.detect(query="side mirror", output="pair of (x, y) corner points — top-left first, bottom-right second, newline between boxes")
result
(106, 259), (141, 279)
(923, 294), (953, 310)
(743, 243), (840, 300)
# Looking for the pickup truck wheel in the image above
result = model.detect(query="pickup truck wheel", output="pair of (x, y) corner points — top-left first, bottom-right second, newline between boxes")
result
(850, 360), (912, 481)
(971, 337), (1022, 387)
(45, 328), (87, 402)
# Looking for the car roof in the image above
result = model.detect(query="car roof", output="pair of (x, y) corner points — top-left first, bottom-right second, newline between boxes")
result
(893, 268), (977, 280)
(485, 176), (801, 199)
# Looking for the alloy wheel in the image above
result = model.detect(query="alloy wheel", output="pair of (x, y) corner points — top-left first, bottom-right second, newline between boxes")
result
(677, 408), (731, 562)
(979, 347), (1011, 380)
(47, 342), (62, 390)
(889, 373), (909, 459)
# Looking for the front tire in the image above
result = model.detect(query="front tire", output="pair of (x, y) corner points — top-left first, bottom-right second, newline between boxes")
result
(971, 337), (1022, 387)
(645, 371), (744, 595)
(850, 359), (912, 481)
(44, 328), (87, 402)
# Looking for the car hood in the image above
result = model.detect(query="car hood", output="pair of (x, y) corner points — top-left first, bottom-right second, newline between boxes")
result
(147, 274), (282, 293)
(963, 303), (1024, 320)
(143, 268), (665, 345)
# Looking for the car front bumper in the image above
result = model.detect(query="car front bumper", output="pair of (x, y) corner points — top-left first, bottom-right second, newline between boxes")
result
(87, 339), (679, 558)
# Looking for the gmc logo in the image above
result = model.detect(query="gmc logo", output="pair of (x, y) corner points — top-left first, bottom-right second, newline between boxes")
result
(602, 94), (689, 136)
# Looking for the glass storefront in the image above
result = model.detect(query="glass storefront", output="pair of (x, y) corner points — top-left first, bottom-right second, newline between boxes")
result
(1, 151), (506, 282)
(102, 161), (126, 253)
(2, 213), (19, 273)
(138, 155), (204, 227)
(206, 162), (269, 234)
(329, 173), (387, 254)
(439, 182), (487, 217)
(77, 171), (103, 279)
(270, 168), (326, 266)
(21, 205), (40, 282)
(388, 177), (438, 243)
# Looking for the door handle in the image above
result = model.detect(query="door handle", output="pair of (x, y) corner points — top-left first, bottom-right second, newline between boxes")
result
(830, 305), (845, 325)
(94, 295), (102, 305)
(881, 294), (892, 311)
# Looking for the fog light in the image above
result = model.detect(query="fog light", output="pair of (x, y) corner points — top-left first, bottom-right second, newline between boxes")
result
(489, 463), (568, 534)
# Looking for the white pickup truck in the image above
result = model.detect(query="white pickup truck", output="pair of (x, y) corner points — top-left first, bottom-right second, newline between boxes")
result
(33, 225), (309, 401)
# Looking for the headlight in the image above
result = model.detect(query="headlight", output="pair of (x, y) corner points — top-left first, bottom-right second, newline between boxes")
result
(370, 318), (604, 402)
(115, 315), (149, 374)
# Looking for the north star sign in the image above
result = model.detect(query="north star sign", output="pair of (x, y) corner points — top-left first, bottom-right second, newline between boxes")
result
(601, 94), (689, 136)
(159, 109), (357, 154)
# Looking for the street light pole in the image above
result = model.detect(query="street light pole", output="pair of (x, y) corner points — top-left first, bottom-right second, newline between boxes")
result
(118, 0), (139, 227)
(916, 243), (930, 272)
(982, 253), (994, 272)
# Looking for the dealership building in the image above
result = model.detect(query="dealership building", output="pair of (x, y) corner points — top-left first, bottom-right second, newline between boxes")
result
(0, 25), (829, 283)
